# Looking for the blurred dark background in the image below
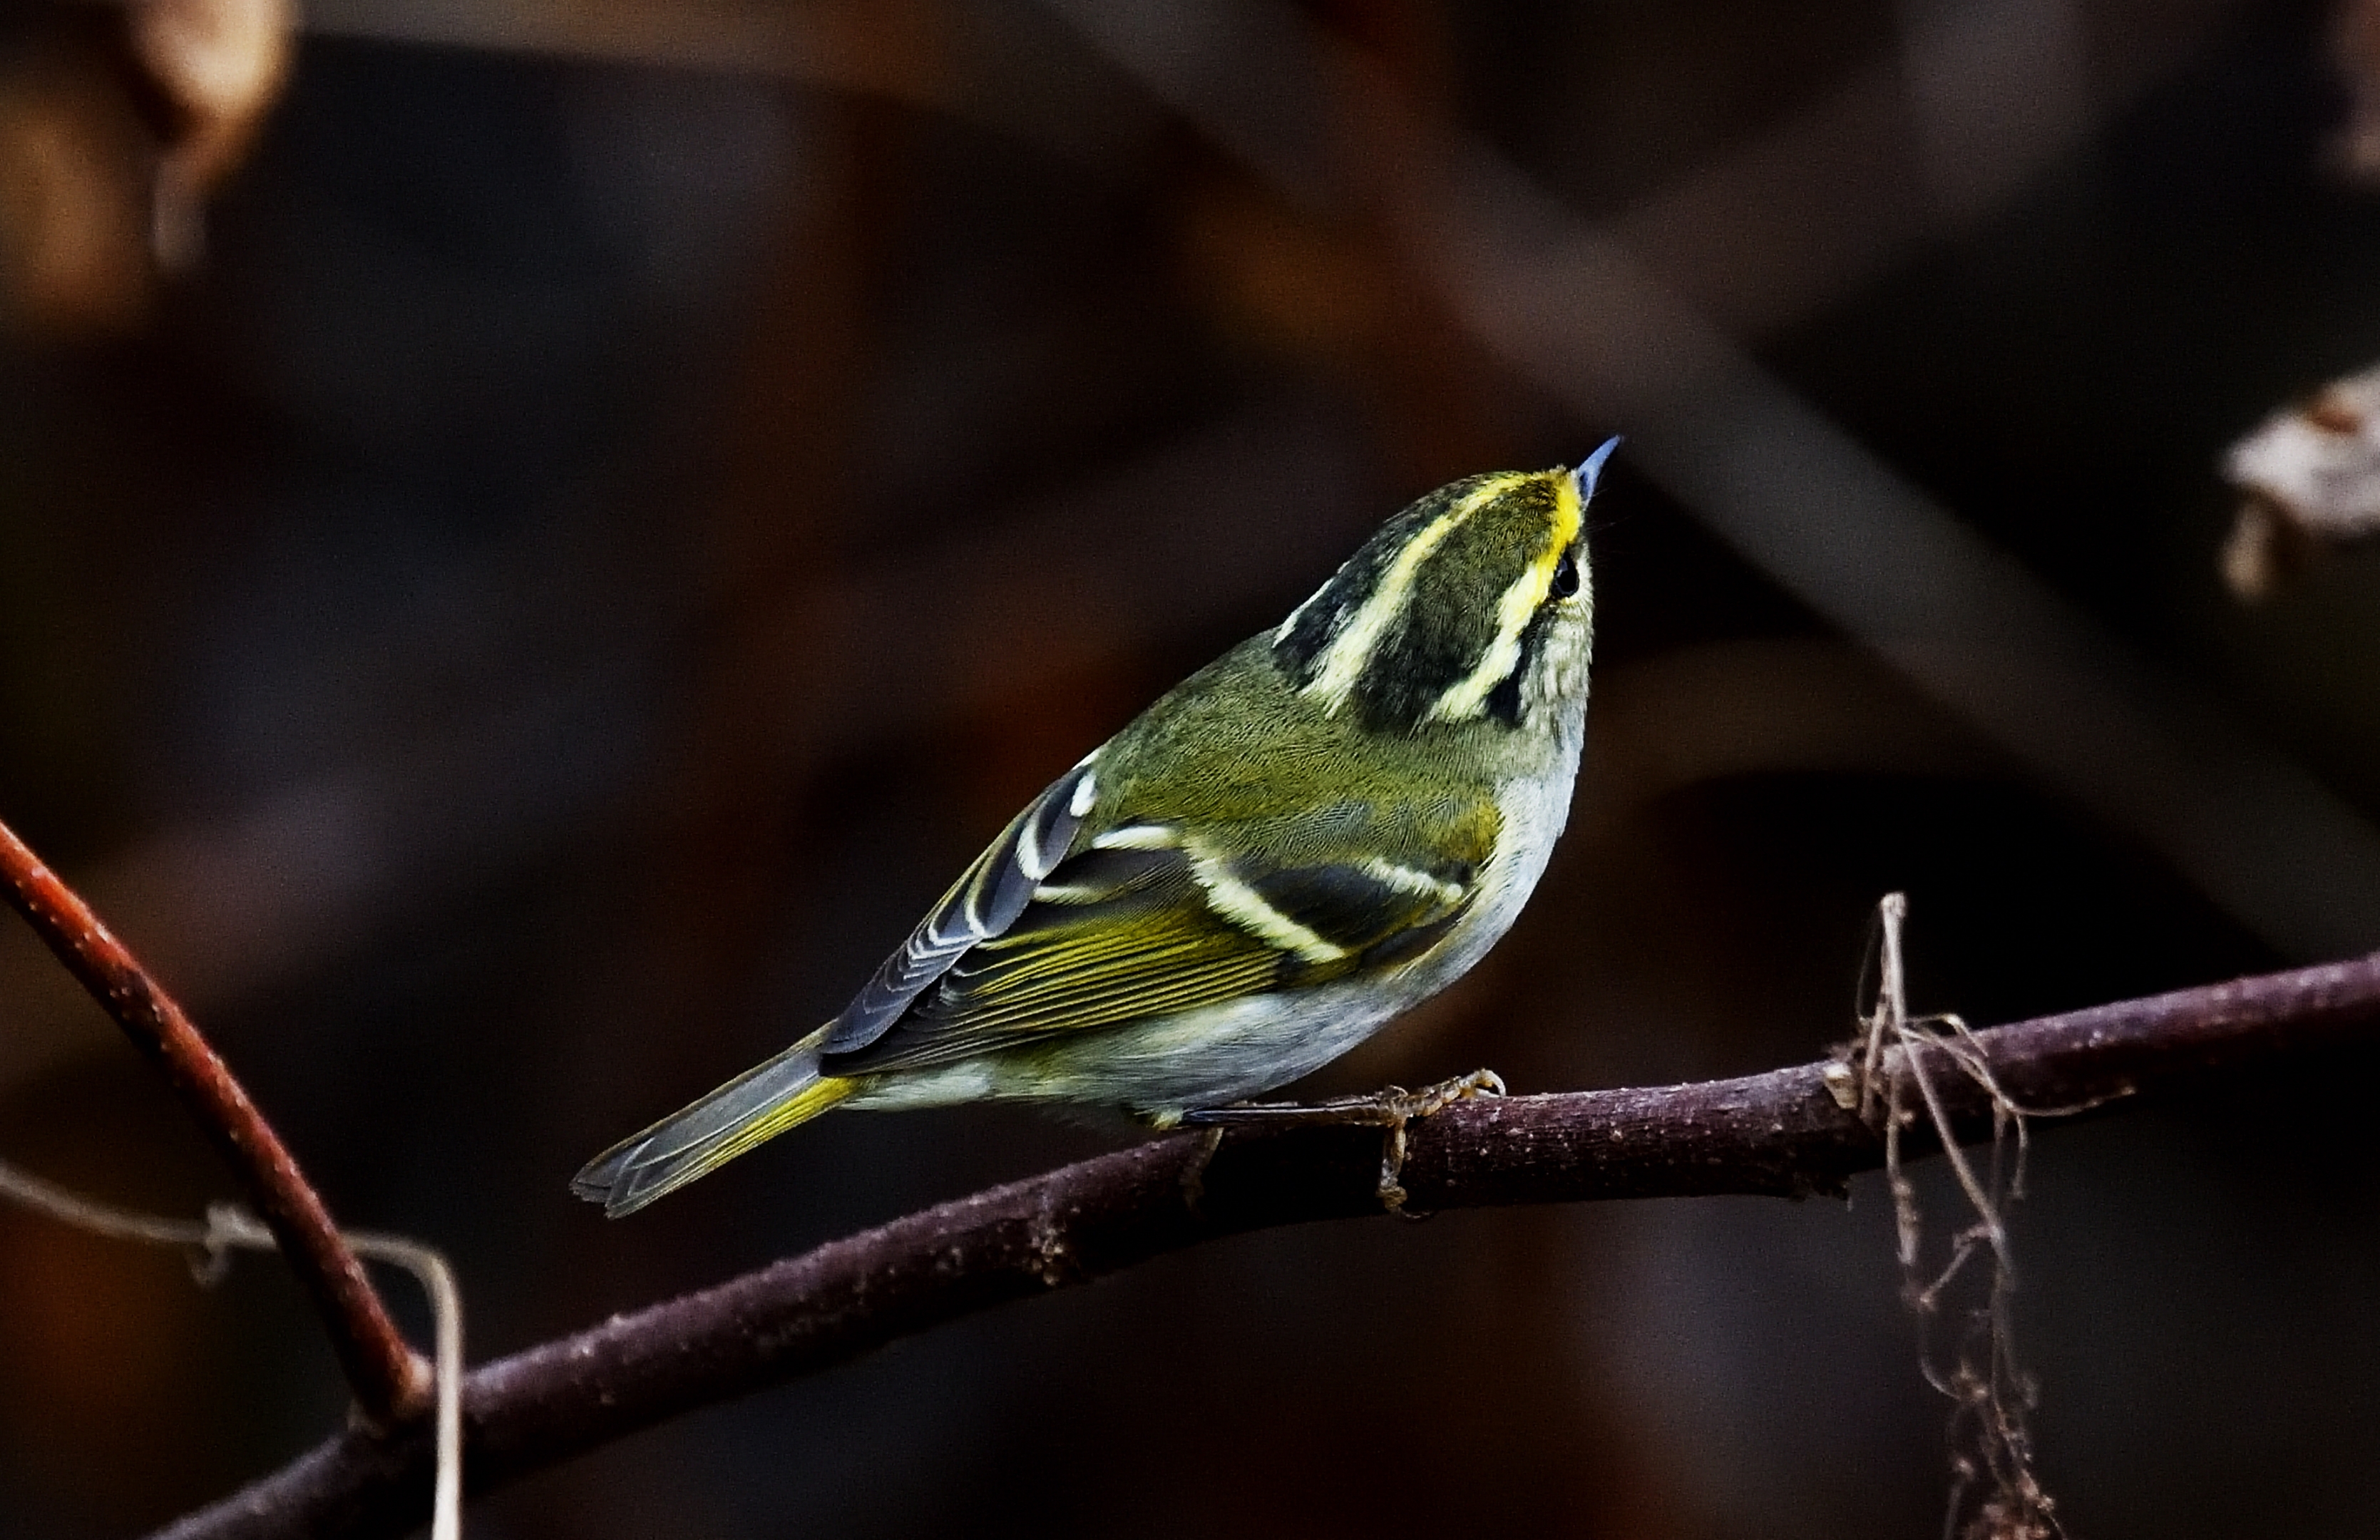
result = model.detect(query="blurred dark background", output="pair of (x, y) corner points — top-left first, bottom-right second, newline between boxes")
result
(2, 0), (2379, 1534)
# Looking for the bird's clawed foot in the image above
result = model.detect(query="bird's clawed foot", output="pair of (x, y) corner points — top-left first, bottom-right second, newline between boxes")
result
(1184, 1069), (1506, 1215)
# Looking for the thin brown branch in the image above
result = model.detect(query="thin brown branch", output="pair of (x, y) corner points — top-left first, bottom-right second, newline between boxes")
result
(0, 816), (431, 1424)
(155, 949), (2380, 1540)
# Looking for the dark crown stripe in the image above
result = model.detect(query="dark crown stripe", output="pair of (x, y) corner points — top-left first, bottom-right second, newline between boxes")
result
(1348, 474), (1566, 731)
(1271, 474), (1513, 687)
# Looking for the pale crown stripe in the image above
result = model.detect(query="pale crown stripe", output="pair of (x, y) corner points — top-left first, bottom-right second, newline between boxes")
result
(1425, 560), (1551, 722)
(1427, 473), (1584, 723)
(1273, 587), (1323, 645)
(1303, 476), (1522, 714)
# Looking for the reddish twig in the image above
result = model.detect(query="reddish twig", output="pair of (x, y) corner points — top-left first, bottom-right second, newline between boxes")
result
(152, 949), (2380, 1540)
(0, 816), (431, 1424)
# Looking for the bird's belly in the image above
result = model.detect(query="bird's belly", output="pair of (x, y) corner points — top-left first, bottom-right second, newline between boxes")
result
(838, 978), (1402, 1116)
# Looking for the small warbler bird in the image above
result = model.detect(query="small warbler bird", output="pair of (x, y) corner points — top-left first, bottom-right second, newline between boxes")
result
(575, 441), (1618, 1217)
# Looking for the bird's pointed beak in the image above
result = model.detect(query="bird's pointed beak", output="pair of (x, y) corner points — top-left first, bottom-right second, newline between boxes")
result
(1573, 436), (1622, 501)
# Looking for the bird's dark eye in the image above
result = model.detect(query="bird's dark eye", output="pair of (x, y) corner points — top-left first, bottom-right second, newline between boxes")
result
(1548, 553), (1580, 600)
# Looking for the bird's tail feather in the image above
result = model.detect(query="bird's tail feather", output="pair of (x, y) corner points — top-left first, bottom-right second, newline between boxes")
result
(571, 1027), (856, 1217)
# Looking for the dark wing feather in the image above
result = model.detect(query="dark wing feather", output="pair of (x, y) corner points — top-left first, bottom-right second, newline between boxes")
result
(821, 801), (1492, 1077)
(1224, 858), (1460, 955)
(819, 759), (1095, 1056)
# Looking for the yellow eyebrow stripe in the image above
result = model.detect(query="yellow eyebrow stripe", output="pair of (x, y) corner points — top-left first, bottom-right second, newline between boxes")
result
(1427, 469), (1582, 723)
(1303, 473), (1524, 714)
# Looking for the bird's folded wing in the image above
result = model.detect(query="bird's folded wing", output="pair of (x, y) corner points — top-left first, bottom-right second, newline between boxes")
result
(820, 758), (1097, 1055)
(819, 796), (1499, 1076)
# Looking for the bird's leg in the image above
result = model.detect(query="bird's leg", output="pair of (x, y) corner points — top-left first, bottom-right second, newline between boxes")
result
(1177, 1126), (1226, 1213)
(1183, 1069), (1506, 1215)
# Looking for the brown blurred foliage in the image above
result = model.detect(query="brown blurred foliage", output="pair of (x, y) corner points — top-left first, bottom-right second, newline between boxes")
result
(0, 0), (288, 332)
(3, 1), (2380, 1537)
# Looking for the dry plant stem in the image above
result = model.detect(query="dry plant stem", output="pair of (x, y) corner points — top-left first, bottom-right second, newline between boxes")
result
(0, 1161), (466, 1540)
(0, 817), (431, 1424)
(1861, 893), (2060, 1539)
(155, 948), (2380, 1540)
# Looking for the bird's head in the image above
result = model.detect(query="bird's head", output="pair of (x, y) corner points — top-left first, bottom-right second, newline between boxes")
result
(1272, 439), (1617, 737)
